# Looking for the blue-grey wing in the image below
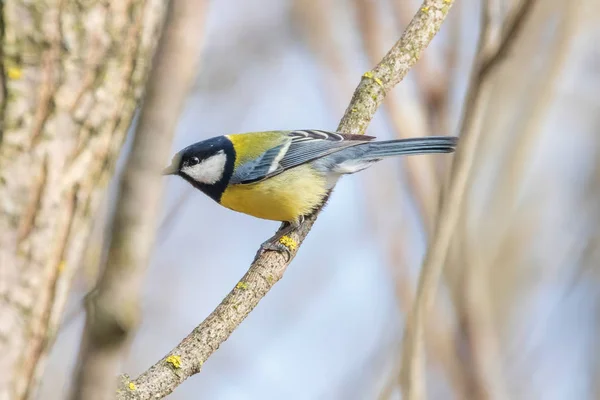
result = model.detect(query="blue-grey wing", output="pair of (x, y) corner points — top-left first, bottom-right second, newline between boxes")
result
(229, 142), (289, 184)
(231, 130), (374, 184)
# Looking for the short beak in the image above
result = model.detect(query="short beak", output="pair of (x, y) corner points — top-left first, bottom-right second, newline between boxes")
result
(162, 165), (178, 175)
(162, 154), (181, 176)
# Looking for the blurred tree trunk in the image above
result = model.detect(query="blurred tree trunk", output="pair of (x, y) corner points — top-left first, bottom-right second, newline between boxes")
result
(0, 2), (166, 399)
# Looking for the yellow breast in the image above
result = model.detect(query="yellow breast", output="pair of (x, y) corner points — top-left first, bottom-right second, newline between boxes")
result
(220, 164), (328, 223)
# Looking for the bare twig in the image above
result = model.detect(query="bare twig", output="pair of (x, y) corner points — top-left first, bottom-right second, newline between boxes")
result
(70, 2), (208, 399)
(392, 0), (460, 182)
(399, 1), (537, 399)
(354, 1), (467, 395)
(115, 1), (455, 399)
(480, 0), (581, 274)
(458, 1), (580, 398)
(292, 0), (354, 112)
(362, 145), (466, 400)
(353, 3), (466, 396)
(391, 0), (455, 135)
(355, 0), (441, 234)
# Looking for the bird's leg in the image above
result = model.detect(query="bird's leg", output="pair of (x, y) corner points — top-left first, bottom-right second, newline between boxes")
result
(255, 217), (304, 262)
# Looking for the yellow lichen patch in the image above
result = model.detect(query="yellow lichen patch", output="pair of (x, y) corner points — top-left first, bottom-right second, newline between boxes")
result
(362, 71), (383, 88)
(57, 260), (66, 273)
(128, 382), (136, 391)
(267, 274), (274, 284)
(421, 6), (430, 12)
(7, 67), (22, 80)
(166, 355), (182, 369)
(236, 281), (248, 290)
(443, 0), (451, 3)
(279, 235), (298, 251)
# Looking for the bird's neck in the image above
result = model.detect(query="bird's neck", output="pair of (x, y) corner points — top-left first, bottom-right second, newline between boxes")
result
(197, 180), (226, 203)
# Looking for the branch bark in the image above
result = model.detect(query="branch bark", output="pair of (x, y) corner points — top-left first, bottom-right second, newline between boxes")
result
(354, 0), (441, 235)
(70, 2), (208, 400)
(399, 1), (537, 399)
(115, 1), (455, 399)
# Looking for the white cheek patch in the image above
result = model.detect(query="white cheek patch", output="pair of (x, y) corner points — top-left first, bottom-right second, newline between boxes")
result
(182, 150), (227, 184)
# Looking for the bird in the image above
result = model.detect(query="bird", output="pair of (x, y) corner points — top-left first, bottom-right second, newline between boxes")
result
(163, 130), (458, 256)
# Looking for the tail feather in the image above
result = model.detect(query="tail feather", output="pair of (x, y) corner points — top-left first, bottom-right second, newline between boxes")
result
(363, 136), (458, 158)
(317, 135), (458, 179)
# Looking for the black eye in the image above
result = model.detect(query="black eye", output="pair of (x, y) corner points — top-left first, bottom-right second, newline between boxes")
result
(189, 156), (200, 166)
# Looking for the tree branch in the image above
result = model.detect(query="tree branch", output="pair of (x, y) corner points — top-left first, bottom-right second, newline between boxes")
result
(399, 1), (537, 399)
(354, 0), (441, 235)
(70, 1), (208, 399)
(353, 1), (466, 397)
(116, 1), (455, 398)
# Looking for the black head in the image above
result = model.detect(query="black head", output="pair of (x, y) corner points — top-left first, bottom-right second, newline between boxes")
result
(163, 136), (235, 202)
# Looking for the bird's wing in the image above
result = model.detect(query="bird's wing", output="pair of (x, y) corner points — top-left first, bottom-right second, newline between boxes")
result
(230, 130), (375, 184)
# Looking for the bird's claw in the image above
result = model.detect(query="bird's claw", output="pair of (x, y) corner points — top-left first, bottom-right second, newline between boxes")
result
(254, 235), (297, 262)
(253, 220), (301, 263)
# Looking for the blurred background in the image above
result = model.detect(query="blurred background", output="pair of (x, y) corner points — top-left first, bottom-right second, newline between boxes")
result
(34, 0), (600, 398)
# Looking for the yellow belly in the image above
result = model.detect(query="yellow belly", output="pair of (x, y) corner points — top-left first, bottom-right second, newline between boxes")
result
(220, 164), (328, 223)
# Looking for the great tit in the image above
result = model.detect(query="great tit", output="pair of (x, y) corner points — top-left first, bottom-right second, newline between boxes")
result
(163, 130), (457, 253)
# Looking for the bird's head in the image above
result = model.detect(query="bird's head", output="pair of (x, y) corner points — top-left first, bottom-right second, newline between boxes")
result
(163, 136), (235, 201)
